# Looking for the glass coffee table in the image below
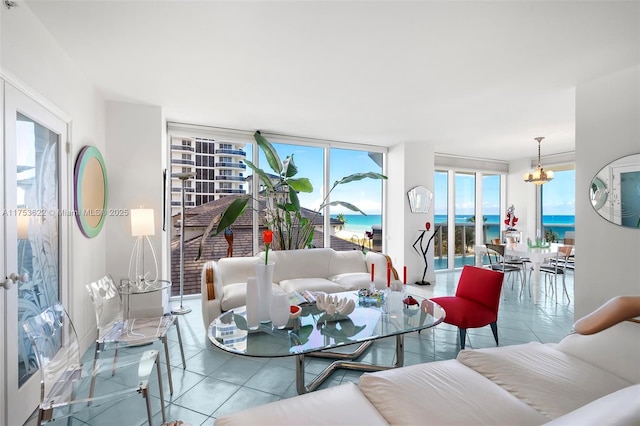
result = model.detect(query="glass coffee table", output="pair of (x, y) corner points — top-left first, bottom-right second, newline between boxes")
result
(207, 290), (445, 394)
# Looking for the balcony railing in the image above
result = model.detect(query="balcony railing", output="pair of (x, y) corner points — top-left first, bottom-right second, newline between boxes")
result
(215, 189), (246, 194)
(215, 149), (246, 156)
(171, 144), (195, 152)
(215, 175), (246, 182)
(171, 187), (195, 192)
(432, 222), (575, 270)
(215, 162), (246, 169)
(171, 159), (196, 166)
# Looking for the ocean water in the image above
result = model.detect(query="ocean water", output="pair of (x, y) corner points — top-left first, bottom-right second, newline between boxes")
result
(335, 214), (382, 236)
(334, 214), (575, 240)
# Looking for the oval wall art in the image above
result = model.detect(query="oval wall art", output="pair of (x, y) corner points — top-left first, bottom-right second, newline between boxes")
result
(74, 145), (108, 238)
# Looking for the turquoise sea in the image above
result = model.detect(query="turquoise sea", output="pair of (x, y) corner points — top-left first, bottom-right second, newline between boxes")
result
(334, 214), (575, 240)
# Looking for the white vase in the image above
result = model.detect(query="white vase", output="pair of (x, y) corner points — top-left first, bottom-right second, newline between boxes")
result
(270, 293), (290, 329)
(245, 277), (260, 330)
(255, 261), (275, 323)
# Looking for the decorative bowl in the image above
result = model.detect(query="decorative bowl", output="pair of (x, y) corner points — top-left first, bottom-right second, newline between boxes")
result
(290, 305), (302, 319)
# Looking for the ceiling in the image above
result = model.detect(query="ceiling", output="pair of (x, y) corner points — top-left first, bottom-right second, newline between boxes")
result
(22, 1), (640, 161)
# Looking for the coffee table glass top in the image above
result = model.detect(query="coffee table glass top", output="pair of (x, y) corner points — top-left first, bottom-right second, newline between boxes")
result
(207, 290), (445, 358)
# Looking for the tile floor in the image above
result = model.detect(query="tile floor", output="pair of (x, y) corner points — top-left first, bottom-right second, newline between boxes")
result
(28, 268), (575, 426)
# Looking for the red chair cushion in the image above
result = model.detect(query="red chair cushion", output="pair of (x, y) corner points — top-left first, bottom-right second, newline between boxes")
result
(430, 266), (504, 329)
(431, 296), (497, 328)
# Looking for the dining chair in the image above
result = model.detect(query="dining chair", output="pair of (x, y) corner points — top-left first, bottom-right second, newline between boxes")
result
(534, 245), (573, 303)
(485, 243), (526, 296)
(430, 265), (504, 349)
(22, 303), (166, 425)
(86, 275), (186, 396)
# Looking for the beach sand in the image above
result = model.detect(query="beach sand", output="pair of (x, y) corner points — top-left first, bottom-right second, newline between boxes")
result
(335, 230), (366, 242)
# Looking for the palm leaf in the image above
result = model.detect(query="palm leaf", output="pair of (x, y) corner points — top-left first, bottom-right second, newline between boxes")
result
(244, 159), (275, 193)
(283, 155), (298, 178)
(254, 131), (282, 174)
(323, 201), (366, 215)
(332, 172), (387, 187)
(215, 196), (249, 234)
(288, 177), (313, 192)
(288, 188), (301, 211)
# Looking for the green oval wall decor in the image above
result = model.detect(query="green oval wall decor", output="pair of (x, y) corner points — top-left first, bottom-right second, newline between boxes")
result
(74, 145), (108, 238)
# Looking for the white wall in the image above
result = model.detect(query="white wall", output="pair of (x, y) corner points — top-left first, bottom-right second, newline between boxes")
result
(575, 65), (640, 318)
(1, 2), (107, 348)
(387, 142), (436, 284)
(105, 102), (165, 282)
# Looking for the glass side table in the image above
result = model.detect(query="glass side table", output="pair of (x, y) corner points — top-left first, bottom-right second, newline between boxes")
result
(119, 279), (172, 320)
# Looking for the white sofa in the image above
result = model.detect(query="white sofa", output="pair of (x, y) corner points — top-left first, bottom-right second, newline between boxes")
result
(201, 248), (402, 329)
(214, 316), (640, 425)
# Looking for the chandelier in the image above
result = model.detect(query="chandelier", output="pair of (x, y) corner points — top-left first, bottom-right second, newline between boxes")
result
(523, 137), (554, 185)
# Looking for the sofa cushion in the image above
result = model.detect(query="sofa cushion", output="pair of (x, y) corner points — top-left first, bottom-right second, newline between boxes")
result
(263, 249), (334, 283)
(542, 384), (640, 425)
(359, 359), (548, 425)
(555, 321), (640, 384)
(456, 342), (634, 420)
(221, 282), (284, 312)
(279, 278), (345, 294)
(217, 256), (261, 287)
(328, 250), (368, 274)
(214, 383), (389, 426)
(329, 272), (372, 290)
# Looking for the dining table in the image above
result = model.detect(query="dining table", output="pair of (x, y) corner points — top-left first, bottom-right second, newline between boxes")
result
(474, 242), (570, 304)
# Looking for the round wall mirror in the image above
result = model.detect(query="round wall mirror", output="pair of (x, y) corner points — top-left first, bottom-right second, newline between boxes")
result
(74, 146), (108, 238)
(590, 153), (640, 228)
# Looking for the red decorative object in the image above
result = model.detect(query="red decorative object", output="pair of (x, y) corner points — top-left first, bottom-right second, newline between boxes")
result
(504, 205), (518, 230)
(403, 295), (419, 306)
(403, 266), (407, 285)
(425, 222), (431, 231)
(371, 263), (375, 282)
(263, 229), (273, 264)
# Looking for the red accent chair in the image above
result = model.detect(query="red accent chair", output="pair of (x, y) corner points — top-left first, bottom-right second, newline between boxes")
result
(430, 265), (504, 350)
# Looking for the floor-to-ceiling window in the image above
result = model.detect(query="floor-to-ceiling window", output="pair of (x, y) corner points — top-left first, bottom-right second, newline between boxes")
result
(434, 157), (507, 270)
(455, 172), (476, 268)
(434, 171), (448, 270)
(482, 173), (501, 244)
(541, 169), (575, 242)
(329, 148), (384, 252)
(166, 124), (386, 294)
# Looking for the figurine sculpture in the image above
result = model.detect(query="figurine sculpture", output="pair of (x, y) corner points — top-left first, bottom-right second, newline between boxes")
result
(504, 205), (519, 230)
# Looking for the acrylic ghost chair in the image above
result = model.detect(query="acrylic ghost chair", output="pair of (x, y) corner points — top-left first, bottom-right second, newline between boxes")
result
(22, 303), (166, 425)
(430, 265), (504, 350)
(86, 275), (186, 396)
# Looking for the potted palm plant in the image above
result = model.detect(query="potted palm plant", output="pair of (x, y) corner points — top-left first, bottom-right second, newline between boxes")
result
(196, 131), (386, 259)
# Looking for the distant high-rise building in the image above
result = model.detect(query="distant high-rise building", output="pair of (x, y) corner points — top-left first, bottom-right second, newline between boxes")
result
(170, 135), (247, 217)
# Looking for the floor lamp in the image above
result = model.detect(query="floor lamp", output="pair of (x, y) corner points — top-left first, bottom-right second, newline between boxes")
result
(172, 172), (195, 315)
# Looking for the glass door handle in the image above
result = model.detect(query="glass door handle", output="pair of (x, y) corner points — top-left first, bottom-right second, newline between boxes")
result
(1, 273), (28, 290)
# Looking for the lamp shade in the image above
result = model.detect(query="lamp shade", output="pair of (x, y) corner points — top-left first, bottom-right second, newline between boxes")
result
(130, 208), (155, 237)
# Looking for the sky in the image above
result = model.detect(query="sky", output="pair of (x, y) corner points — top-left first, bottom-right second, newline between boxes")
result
(247, 140), (575, 218)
